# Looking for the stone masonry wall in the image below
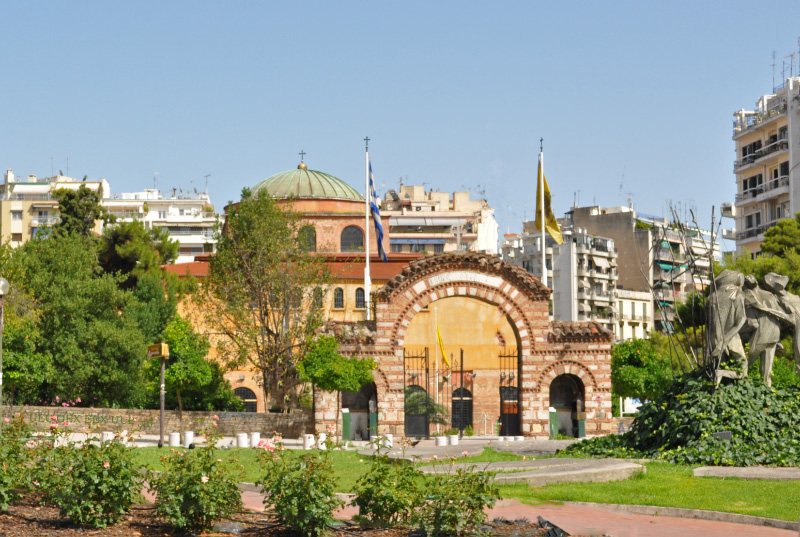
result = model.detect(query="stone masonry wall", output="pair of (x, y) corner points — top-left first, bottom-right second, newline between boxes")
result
(2, 406), (312, 438)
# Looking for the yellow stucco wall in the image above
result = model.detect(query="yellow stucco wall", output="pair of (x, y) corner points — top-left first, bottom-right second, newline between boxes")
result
(403, 296), (517, 370)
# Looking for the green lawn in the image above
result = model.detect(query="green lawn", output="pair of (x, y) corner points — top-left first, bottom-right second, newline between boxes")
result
(131, 446), (800, 522)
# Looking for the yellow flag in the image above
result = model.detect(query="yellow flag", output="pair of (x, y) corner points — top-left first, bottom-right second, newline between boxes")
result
(534, 156), (564, 245)
(436, 321), (450, 367)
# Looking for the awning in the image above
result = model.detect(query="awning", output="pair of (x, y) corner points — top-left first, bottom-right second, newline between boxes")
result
(691, 245), (707, 256)
(578, 280), (590, 289)
(578, 303), (590, 312)
(390, 238), (448, 245)
(592, 256), (610, 269)
(608, 305), (618, 314)
(656, 261), (675, 271)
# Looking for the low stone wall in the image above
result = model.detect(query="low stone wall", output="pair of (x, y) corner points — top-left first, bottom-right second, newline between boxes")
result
(1, 405), (312, 438)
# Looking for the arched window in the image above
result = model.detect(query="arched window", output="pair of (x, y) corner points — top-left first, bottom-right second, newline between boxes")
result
(355, 287), (366, 309)
(298, 225), (316, 252)
(341, 226), (364, 252)
(333, 287), (344, 309)
(234, 387), (258, 413)
(312, 288), (324, 310)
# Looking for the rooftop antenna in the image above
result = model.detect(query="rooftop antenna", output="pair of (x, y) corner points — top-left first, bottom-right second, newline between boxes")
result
(772, 50), (777, 91)
(204, 174), (210, 194)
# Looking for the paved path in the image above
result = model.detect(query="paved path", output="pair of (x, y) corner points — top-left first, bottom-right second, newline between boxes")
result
(694, 465), (800, 480)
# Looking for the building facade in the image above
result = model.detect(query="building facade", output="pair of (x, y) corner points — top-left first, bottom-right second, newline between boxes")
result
(730, 77), (800, 256)
(382, 184), (498, 255)
(102, 189), (218, 263)
(0, 170), (110, 246)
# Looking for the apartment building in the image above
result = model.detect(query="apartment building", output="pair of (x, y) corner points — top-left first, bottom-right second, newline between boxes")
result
(0, 169), (110, 246)
(729, 76), (800, 256)
(102, 189), (218, 263)
(382, 184), (498, 255)
(567, 205), (718, 333)
(616, 289), (653, 340)
(502, 225), (620, 338)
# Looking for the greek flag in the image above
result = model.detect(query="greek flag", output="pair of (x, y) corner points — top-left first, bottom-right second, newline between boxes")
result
(369, 161), (388, 262)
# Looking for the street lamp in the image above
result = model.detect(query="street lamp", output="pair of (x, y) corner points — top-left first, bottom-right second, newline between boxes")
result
(0, 277), (9, 435)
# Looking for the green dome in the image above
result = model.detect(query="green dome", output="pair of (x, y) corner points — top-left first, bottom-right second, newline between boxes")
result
(252, 165), (363, 201)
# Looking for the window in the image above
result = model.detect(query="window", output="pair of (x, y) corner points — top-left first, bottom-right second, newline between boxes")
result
(11, 233), (21, 242)
(341, 226), (364, 252)
(355, 287), (366, 309)
(234, 387), (258, 413)
(158, 211), (167, 219)
(755, 212), (761, 226)
(11, 211), (22, 220)
(746, 214), (753, 229)
(298, 225), (316, 252)
(781, 161), (790, 177)
(333, 288), (344, 309)
(391, 243), (403, 253)
(434, 244), (444, 254)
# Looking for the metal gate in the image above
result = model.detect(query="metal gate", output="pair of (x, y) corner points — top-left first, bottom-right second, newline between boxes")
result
(499, 347), (520, 436)
(452, 387), (473, 432)
(404, 348), (430, 437)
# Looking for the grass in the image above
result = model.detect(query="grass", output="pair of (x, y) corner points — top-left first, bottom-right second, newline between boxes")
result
(131, 446), (800, 522)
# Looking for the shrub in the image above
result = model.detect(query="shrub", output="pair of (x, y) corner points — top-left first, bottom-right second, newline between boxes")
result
(0, 415), (35, 510)
(150, 434), (243, 532)
(40, 434), (144, 528)
(257, 439), (341, 537)
(352, 448), (422, 527)
(413, 461), (499, 536)
(463, 425), (474, 437)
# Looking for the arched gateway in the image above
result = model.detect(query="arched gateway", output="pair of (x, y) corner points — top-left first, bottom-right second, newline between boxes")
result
(316, 253), (613, 438)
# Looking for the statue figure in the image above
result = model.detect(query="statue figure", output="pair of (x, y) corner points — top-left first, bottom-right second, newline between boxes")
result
(708, 270), (748, 385)
(741, 274), (790, 387)
(764, 273), (800, 376)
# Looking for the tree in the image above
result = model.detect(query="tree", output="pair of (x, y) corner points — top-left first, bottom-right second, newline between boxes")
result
(611, 339), (673, 402)
(99, 220), (179, 289)
(200, 189), (330, 409)
(761, 213), (800, 257)
(6, 233), (147, 406)
(52, 184), (113, 237)
(297, 335), (376, 439)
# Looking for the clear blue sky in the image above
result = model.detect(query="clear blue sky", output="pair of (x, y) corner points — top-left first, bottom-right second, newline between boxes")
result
(2, 1), (799, 249)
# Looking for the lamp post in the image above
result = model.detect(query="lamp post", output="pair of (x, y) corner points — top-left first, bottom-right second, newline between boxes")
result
(0, 277), (9, 435)
(147, 342), (169, 448)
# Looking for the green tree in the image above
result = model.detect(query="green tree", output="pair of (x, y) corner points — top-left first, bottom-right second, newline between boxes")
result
(99, 221), (179, 289)
(200, 189), (330, 410)
(611, 339), (673, 401)
(52, 184), (113, 237)
(761, 213), (800, 257)
(298, 335), (376, 438)
(6, 233), (147, 406)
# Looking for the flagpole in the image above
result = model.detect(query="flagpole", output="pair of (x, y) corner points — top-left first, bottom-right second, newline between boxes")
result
(539, 138), (547, 288)
(434, 306), (440, 435)
(364, 137), (371, 321)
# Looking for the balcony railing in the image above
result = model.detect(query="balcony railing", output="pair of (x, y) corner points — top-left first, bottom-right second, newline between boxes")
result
(735, 176), (789, 201)
(734, 138), (789, 170)
(733, 102), (787, 135)
(31, 216), (60, 226)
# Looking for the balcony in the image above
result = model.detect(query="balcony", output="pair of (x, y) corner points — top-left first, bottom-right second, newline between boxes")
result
(31, 216), (60, 226)
(590, 290), (614, 302)
(734, 138), (789, 172)
(733, 102), (787, 136)
(654, 247), (685, 263)
(735, 176), (789, 205)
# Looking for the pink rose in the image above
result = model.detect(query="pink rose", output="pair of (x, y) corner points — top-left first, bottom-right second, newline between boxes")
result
(3, 418), (9, 423)
(103, 461), (110, 469)
(50, 423), (59, 429)
(55, 396), (60, 403)
(76, 398), (81, 403)
(462, 450), (469, 457)
(201, 475), (209, 484)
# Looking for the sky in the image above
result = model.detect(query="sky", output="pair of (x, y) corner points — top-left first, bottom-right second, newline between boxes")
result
(2, 1), (800, 251)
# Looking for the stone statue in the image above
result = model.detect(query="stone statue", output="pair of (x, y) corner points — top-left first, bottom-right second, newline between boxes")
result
(708, 270), (748, 385)
(764, 273), (800, 376)
(741, 274), (790, 387)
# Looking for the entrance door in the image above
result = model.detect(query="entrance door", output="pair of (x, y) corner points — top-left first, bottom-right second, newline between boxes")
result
(549, 374), (585, 438)
(404, 348), (430, 437)
(451, 387), (473, 432)
(499, 347), (520, 436)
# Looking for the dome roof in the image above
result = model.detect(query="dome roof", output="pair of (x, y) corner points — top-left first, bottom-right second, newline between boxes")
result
(252, 165), (363, 201)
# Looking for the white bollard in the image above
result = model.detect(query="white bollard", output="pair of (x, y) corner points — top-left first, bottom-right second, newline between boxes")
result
(381, 434), (393, 449)
(250, 432), (261, 448)
(303, 434), (315, 450)
(515, 436), (524, 442)
(448, 434), (459, 446)
(183, 431), (194, 448)
(236, 433), (249, 448)
(100, 431), (113, 444)
(169, 432), (180, 447)
(435, 436), (447, 447)
(317, 433), (327, 450)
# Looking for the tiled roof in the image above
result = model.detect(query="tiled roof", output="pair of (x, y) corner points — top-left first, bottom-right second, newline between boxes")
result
(550, 320), (613, 341)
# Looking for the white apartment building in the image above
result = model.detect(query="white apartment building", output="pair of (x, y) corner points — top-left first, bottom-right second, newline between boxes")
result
(616, 289), (653, 341)
(0, 169), (110, 246)
(102, 189), (218, 263)
(382, 184), (498, 255)
(729, 76), (800, 256)
(502, 225), (620, 339)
